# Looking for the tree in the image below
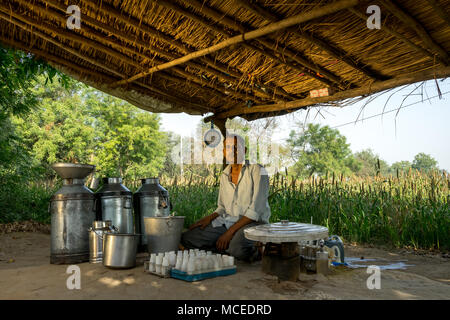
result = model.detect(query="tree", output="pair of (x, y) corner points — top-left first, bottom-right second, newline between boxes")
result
(0, 44), (70, 118)
(412, 153), (438, 172)
(287, 123), (355, 177)
(353, 149), (390, 176)
(390, 160), (412, 174)
(13, 79), (168, 181)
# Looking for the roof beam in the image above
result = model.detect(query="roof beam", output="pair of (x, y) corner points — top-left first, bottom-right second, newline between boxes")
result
(425, 0), (450, 26)
(234, 0), (387, 81)
(208, 66), (450, 120)
(181, 0), (342, 88)
(0, 2), (142, 70)
(34, 0), (272, 104)
(75, 0), (282, 102)
(348, 8), (448, 66)
(379, 0), (449, 64)
(113, 0), (359, 86)
(151, 0), (346, 89)
(0, 17), (211, 114)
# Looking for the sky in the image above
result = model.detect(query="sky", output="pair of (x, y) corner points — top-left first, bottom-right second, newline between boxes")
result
(159, 79), (450, 171)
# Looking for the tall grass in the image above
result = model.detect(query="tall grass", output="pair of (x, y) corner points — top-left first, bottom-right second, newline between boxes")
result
(164, 169), (449, 251)
(1, 169), (448, 250)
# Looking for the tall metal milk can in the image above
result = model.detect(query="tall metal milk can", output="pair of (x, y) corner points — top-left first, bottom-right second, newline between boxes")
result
(50, 163), (96, 264)
(95, 178), (134, 234)
(133, 178), (171, 251)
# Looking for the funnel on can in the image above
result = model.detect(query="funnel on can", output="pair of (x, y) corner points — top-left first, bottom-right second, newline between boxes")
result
(51, 163), (95, 180)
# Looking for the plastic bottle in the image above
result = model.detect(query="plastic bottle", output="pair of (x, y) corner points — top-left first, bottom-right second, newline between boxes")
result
(162, 256), (169, 276)
(155, 254), (162, 274)
(149, 254), (156, 272)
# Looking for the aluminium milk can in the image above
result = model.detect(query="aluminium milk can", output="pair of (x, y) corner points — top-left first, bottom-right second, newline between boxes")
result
(95, 178), (134, 234)
(50, 163), (96, 264)
(133, 178), (171, 250)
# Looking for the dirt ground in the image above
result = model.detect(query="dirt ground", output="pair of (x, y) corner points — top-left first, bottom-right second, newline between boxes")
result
(0, 232), (448, 300)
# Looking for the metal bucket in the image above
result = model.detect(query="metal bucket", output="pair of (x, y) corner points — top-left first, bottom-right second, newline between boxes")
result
(144, 216), (185, 254)
(103, 233), (139, 269)
(88, 220), (116, 263)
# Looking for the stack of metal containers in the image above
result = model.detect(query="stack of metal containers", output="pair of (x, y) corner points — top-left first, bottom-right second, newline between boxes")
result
(49, 162), (182, 269)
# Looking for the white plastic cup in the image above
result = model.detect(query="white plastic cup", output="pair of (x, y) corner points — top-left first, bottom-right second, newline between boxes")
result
(229, 256), (235, 266)
(206, 251), (212, 256)
(169, 252), (176, 266)
(213, 256), (220, 270)
(216, 254), (223, 268)
(201, 257), (208, 270)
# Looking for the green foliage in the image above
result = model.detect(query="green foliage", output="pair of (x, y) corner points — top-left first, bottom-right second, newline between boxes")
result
(0, 44), (70, 118)
(412, 152), (438, 172)
(287, 123), (355, 178)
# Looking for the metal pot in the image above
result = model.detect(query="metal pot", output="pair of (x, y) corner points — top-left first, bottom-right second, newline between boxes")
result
(88, 220), (117, 264)
(134, 178), (171, 251)
(144, 216), (185, 254)
(95, 178), (134, 234)
(102, 233), (139, 269)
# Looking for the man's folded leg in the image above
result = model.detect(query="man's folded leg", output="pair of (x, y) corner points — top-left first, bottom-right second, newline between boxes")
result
(226, 221), (263, 261)
(181, 224), (227, 251)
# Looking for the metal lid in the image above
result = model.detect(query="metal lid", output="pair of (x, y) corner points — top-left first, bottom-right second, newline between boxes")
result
(92, 220), (112, 229)
(51, 163), (95, 179)
(244, 220), (329, 244)
(134, 177), (168, 197)
(96, 177), (132, 197)
(102, 177), (122, 184)
(51, 192), (95, 201)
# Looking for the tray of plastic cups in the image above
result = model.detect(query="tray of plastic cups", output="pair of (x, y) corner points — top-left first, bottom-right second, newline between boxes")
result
(170, 249), (237, 282)
(144, 251), (177, 278)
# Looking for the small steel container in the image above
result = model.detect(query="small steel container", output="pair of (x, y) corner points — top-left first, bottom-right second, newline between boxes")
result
(144, 216), (185, 254)
(88, 220), (116, 263)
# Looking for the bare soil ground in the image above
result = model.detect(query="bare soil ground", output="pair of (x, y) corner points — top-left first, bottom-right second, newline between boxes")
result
(0, 232), (448, 300)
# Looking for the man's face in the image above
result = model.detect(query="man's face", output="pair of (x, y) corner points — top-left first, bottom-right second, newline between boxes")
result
(223, 136), (245, 164)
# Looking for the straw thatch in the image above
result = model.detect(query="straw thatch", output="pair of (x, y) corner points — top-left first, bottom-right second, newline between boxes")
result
(0, 0), (449, 122)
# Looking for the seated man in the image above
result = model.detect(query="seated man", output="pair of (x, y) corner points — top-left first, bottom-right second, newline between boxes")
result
(181, 133), (271, 261)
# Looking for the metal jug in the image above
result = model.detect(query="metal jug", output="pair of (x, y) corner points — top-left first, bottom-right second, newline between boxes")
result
(134, 178), (171, 251)
(88, 220), (117, 263)
(95, 178), (134, 234)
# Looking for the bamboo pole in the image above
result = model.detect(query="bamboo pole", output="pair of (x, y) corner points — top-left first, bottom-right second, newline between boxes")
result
(182, 0), (347, 88)
(234, 0), (384, 81)
(211, 66), (450, 118)
(73, 0), (288, 102)
(113, 0), (359, 86)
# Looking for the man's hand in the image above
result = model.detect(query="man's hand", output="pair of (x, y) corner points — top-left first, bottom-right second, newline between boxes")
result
(216, 230), (234, 252)
(188, 212), (218, 230)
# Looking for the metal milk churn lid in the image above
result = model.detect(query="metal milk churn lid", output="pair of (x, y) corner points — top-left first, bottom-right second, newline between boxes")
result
(244, 220), (329, 244)
(50, 163), (96, 264)
(95, 177), (134, 234)
(133, 178), (171, 251)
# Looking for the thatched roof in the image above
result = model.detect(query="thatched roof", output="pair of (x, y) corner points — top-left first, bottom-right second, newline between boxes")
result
(1, 0), (449, 123)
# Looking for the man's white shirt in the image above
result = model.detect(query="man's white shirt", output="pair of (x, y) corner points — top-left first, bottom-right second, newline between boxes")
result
(212, 161), (271, 229)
